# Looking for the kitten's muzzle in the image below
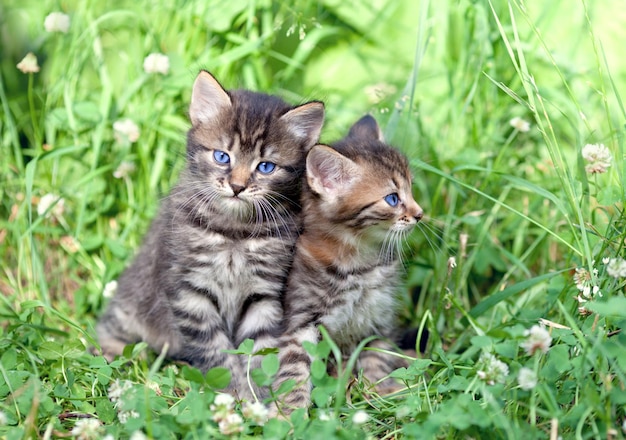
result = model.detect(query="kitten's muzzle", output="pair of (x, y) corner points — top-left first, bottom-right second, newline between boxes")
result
(230, 183), (245, 196)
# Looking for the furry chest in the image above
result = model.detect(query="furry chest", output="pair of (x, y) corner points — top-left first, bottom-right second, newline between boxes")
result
(320, 268), (398, 344)
(210, 245), (254, 282)
(179, 232), (291, 314)
(186, 240), (279, 291)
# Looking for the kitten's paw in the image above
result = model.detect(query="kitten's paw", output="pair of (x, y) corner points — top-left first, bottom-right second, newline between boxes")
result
(96, 334), (136, 361)
(267, 402), (286, 420)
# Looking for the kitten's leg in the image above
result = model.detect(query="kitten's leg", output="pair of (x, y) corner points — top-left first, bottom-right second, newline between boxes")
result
(96, 301), (142, 361)
(97, 286), (181, 362)
(167, 283), (253, 398)
(236, 292), (285, 400)
(270, 326), (319, 416)
(358, 339), (408, 395)
(246, 334), (279, 400)
(177, 323), (252, 399)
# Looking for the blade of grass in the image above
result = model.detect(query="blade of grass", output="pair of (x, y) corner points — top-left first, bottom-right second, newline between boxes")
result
(414, 159), (582, 256)
(469, 269), (568, 319)
(491, 0), (594, 267)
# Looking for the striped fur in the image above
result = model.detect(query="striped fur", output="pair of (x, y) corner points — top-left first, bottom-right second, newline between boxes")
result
(273, 115), (423, 413)
(96, 71), (324, 398)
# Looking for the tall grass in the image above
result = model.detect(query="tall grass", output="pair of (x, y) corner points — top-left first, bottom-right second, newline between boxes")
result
(1, 0), (625, 438)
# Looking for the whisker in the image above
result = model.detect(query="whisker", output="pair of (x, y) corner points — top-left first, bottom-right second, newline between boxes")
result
(263, 194), (297, 236)
(170, 186), (220, 233)
(416, 221), (448, 255)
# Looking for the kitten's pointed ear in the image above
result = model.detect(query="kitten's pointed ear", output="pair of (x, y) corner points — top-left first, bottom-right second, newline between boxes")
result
(348, 114), (385, 142)
(189, 70), (232, 126)
(307, 145), (359, 197)
(281, 102), (325, 149)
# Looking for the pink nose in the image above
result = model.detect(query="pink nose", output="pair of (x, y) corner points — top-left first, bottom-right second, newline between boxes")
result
(409, 200), (424, 222)
(230, 183), (245, 195)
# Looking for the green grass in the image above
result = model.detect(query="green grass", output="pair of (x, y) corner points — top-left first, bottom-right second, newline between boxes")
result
(1, 0), (626, 438)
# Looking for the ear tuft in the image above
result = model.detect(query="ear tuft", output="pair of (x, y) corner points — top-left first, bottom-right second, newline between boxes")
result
(347, 114), (384, 142)
(306, 145), (358, 197)
(281, 102), (325, 149)
(189, 70), (232, 126)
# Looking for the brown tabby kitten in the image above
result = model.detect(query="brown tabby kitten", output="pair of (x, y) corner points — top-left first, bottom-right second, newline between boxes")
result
(273, 115), (423, 412)
(96, 71), (324, 397)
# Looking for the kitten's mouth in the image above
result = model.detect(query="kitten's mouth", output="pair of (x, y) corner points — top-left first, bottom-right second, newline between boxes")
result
(392, 224), (416, 232)
(222, 195), (254, 215)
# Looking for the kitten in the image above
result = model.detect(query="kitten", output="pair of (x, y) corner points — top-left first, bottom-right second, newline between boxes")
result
(96, 71), (324, 397)
(272, 115), (423, 412)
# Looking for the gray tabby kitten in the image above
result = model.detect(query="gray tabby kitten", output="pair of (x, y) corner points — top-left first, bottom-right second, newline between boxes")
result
(97, 71), (324, 397)
(273, 115), (423, 412)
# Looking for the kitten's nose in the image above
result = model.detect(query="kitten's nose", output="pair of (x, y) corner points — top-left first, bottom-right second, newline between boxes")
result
(410, 201), (424, 223)
(231, 184), (245, 196)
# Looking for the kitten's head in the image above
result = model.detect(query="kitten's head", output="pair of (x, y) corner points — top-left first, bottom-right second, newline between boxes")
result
(305, 115), (423, 246)
(184, 70), (324, 220)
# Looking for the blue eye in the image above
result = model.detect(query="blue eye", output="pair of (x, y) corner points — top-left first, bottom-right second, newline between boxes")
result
(384, 193), (399, 207)
(213, 150), (230, 164)
(257, 161), (276, 174)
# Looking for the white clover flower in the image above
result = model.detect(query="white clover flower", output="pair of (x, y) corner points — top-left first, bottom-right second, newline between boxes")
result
(242, 401), (269, 426)
(211, 393), (235, 422)
(572, 267), (588, 292)
(118, 410), (140, 424)
(71, 418), (102, 440)
(521, 325), (552, 356)
(573, 267), (600, 299)
(145, 380), (162, 396)
(447, 257), (457, 270)
(218, 413), (244, 435)
(352, 410), (368, 425)
(143, 53), (170, 75)
(509, 116), (531, 132)
(165, 364), (179, 374)
(129, 431), (148, 440)
(0, 411), (7, 425)
(113, 161), (136, 179)
(17, 52), (40, 74)
(113, 119), (140, 143)
(582, 143), (612, 174)
(102, 280), (118, 299)
(606, 258), (626, 279)
(108, 379), (133, 406)
(578, 305), (592, 317)
(517, 367), (538, 390)
(575, 294), (588, 305)
(44, 12), (70, 33)
(476, 352), (509, 385)
(37, 193), (65, 218)
(212, 393), (235, 408)
(592, 285), (602, 297)
(102, 435), (115, 440)
(318, 411), (331, 421)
